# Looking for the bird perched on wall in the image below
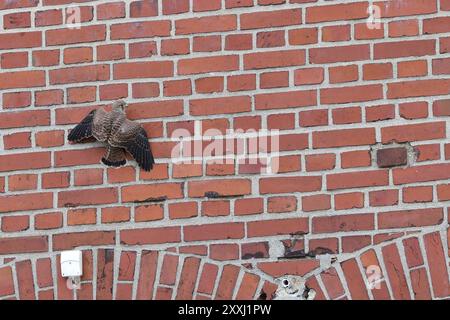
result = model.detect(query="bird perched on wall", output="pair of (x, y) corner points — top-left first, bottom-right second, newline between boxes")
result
(68, 100), (155, 171)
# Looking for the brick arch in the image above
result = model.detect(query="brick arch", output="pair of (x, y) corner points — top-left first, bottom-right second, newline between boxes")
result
(0, 248), (278, 300)
(298, 228), (450, 300)
(1, 227), (448, 300)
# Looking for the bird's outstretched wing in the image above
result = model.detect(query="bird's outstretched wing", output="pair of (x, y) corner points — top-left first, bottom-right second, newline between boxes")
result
(110, 120), (154, 171)
(68, 110), (95, 142)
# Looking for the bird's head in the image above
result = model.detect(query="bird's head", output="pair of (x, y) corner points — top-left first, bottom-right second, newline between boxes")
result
(112, 100), (128, 112)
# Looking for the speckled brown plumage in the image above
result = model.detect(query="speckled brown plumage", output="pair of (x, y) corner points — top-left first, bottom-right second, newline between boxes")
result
(68, 100), (154, 171)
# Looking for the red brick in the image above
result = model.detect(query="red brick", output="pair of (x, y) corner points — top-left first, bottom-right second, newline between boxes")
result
(329, 65), (358, 83)
(129, 41), (157, 59)
(210, 244), (239, 261)
(2, 215), (29, 232)
(176, 15), (236, 35)
(244, 49), (305, 70)
(46, 25), (105, 46)
(0, 70), (45, 90)
(289, 27), (318, 45)
(320, 267), (345, 299)
(382, 244), (411, 299)
(163, 0), (189, 14)
(161, 38), (190, 55)
(369, 189), (399, 207)
(235, 198), (264, 215)
(225, 34), (253, 50)
(178, 55), (238, 75)
(185, 222), (244, 241)
(257, 260), (319, 278)
(114, 61), (172, 79)
(322, 24), (350, 42)
(195, 76), (224, 94)
(188, 179), (250, 198)
(101, 207), (130, 224)
(97, 2), (125, 20)
(393, 163), (450, 185)
(423, 232), (450, 298)
(399, 101), (428, 119)
(378, 208), (443, 229)
(366, 104), (395, 122)
(313, 128), (375, 149)
(313, 214), (374, 234)
(342, 235), (371, 253)
(0, 192), (53, 213)
(387, 79), (450, 99)
(410, 268), (432, 300)
(335, 192), (364, 210)
(403, 186), (433, 203)
(403, 237), (424, 268)
(3, 132), (31, 150)
(376, 0), (437, 17)
(197, 263), (219, 295)
(1, 52), (28, 69)
(310, 44), (369, 64)
(0, 31), (41, 50)
(135, 204), (164, 222)
(16, 260), (35, 300)
(35, 9), (62, 26)
(332, 107), (362, 124)
(321, 84), (383, 104)
(382, 122), (446, 143)
(159, 254), (178, 285)
(423, 16), (450, 34)
(215, 264), (240, 299)
(175, 256), (201, 299)
(121, 227), (181, 245)
(236, 272), (260, 300)
(257, 30), (286, 48)
(389, 19), (419, 37)
(306, 2), (367, 23)
(193, 35), (221, 52)
(248, 218), (308, 237)
(225, 0), (253, 8)
(241, 9), (301, 29)
(36, 258), (53, 289)
(260, 71), (289, 89)
(375, 40), (435, 59)
(255, 90), (316, 110)
(97, 44), (125, 61)
(267, 196), (297, 213)
(340, 259), (369, 300)
(302, 194), (331, 212)
(433, 99), (450, 117)
(53, 231), (115, 251)
(58, 188), (117, 207)
(363, 63), (393, 80)
(398, 60), (428, 78)
(2, 92), (31, 109)
(122, 183), (183, 202)
(110, 21), (171, 40)
(35, 212), (63, 230)
(136, 251), (158, 300)
(169, 202), (198, 219)
(260, 176), (321, 194)
(294, 67), (324, 85)
(0, 236), (48, 255)
(67, 208), (96, 226)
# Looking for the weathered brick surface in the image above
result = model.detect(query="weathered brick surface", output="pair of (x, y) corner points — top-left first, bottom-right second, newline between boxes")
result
(0, 0), (448, 301)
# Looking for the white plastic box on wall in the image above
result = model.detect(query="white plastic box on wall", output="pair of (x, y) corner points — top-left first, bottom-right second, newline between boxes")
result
(60, 250), (83, 278)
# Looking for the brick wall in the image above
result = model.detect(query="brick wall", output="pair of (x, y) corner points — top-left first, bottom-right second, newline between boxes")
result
(0, 0), (449, 300)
